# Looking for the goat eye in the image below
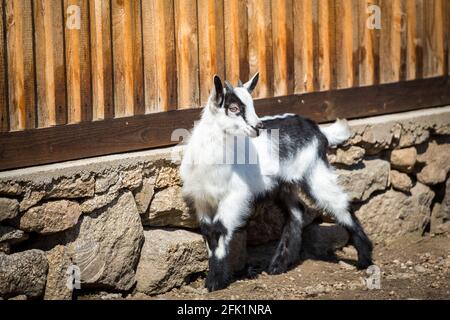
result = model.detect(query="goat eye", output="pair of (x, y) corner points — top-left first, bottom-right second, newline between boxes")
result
(228, 105), (239, 113)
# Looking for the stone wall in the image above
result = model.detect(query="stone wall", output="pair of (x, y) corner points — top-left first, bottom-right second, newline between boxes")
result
(1, 106), (449, 300)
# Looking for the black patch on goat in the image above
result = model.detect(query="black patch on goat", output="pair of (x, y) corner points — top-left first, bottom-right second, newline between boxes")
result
(262, 114), (329, 162)
(224, 91), (247, 123)
(200, 220), (231, 291)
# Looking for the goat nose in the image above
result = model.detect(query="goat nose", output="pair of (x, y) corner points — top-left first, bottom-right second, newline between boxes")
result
(256, 121), (264, 130)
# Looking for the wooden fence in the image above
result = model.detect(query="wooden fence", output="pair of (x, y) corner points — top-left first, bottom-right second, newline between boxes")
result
(0, 0), (449, 170)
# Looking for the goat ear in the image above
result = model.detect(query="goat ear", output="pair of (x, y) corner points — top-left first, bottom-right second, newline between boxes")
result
(244, 72), (259, 93)
(224, 80), (234, 93)
(213, 75), (224, 106)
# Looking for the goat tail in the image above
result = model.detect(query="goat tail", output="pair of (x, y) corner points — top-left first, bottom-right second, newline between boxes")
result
(320, 118), (352, 146)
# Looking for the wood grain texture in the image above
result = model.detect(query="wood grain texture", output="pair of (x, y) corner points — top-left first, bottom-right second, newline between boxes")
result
(445, 0), (449, 75)
(271, 0), (293, 96)
(64, 0), (92, 123)
(335, 0), (354, 89)
(90, 0), (114, 120)
(423, 0), (445, 78)
(174, 0), (200, 109)
(5, 0), (36, 131)
(111, 0), (144, 117)
(198, 0), (225, 105)
(293, 0), (314, 93)
(316, 0), (335, 91)
(34, 0), (66, 127)
(380, 0), (402, 83)
(142, 0), (177, 113)
(415, 0), (424, 78)
(0, 2), (8, 132)
(2, 76), (449, 171)
(248, 0), (273, 98)
(358, 0), (379, 86)
(405, 0), (417, 80)
(224, 0), (249, 84)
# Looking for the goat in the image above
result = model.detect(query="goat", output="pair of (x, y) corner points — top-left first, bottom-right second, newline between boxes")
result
(180, 73), (373, 292)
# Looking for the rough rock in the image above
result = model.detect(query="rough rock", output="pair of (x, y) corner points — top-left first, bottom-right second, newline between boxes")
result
(390, 170), (413, 193)
(348, 123), (402, 154)
(356, 182), (435, 243)
(155, 166), (181, 189)
(44, 245), (73, 300)
(398, 124), (430, 148)
(20, 190), (45, 212)
(95, 173), (119, 194)
(430, 204), (446, 234)
(8, 295), (27, 300)
(16, 200), (82, 235)
(47, 176), (95, 199)
(390, 147), (417, 173)
(417, 140), (450, 185)
(65, 191), (144, 291)
(120, 168), (143, 190)
(0, 243), (10, 254)
(328, 146), (365, 166)
(142, 186), (197, 228)
(337, 159), (390, 202)
(0, 198), (19, 222)
(135, 228), (208, 295)
(0, 249), (48, 299)
(80, 191), (120, 214)
(443, 179), (450, 220)
(0, 225), (29, 244)
(0, 182), (23, 196)
(134, 176), (156, 214)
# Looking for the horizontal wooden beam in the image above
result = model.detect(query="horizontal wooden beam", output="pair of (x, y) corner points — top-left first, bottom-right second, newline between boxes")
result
(1, 76), (449, 171)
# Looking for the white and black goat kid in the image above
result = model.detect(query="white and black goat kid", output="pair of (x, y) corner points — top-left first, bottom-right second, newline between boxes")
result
(180, 73), (373, 292)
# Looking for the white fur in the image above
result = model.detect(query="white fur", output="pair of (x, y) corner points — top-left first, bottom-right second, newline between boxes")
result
(320, 118), (352, 146)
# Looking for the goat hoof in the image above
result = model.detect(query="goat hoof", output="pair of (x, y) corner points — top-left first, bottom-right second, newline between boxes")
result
(246, 265), (259, 279)
(356, 258), (373, 270)
(205, 275), (229, 292)
(267, 263), (287, 275)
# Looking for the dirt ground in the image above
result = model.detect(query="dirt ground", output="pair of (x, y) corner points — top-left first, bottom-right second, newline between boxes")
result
(136, 233), (450, 300)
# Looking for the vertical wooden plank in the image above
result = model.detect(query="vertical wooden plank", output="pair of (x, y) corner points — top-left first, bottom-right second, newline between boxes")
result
(34, 0), (66, 127)
(131, 0), (144, 116)
(415, 0), (424, 78)
(5, 0), (36, 131)
(142, 0), (177, 113)
(224, 0), (248, 85)
(316, 0), (333, 91)
(271, 0), (293, 96)
(358, 0), (379, 86)
(423, 0), (445, 78)
(445, 0), (449, 75)
(351, 0), (360, 86)
(90, 0), (114, 120)
(248, 0), (273, 98)
(293, 0), (314, 93)
(198, 0), (225, 105)
(400, 0), (408, 80)
(405, 0), (417, 80)
(380, 0), (401, 83)
(112, 0), (144, 117)
(0, 1), (8, 131)
(174, 0), (200, 109)
(335, 0), (353, 89)
(64, 0), (92, 123)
